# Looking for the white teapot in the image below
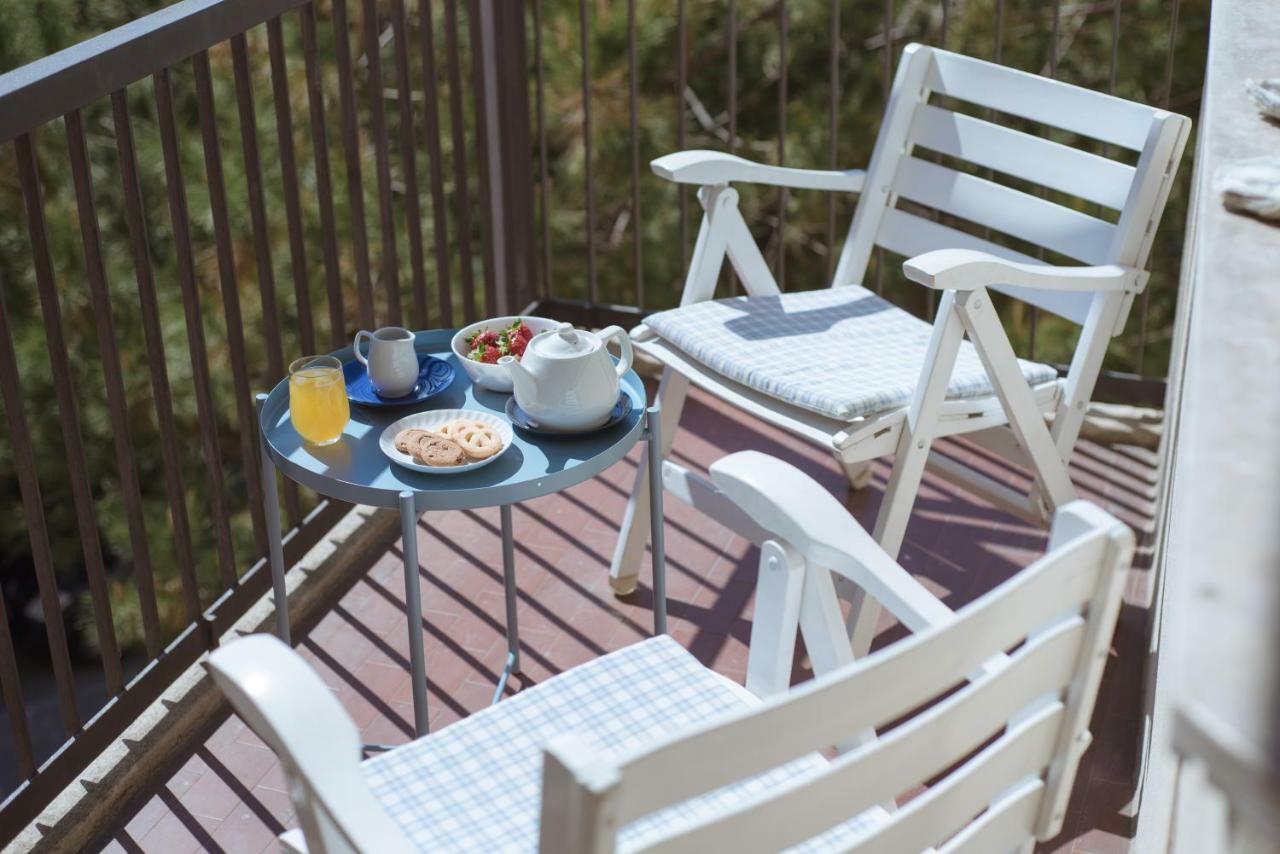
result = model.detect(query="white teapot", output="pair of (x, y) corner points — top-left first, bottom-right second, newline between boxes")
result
(499, 323), (634, 431)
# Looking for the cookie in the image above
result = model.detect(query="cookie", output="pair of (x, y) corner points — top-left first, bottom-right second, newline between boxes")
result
(413, 436), (467, 467)
(444, 420), (503, 460)
(394, 428), (433, 456)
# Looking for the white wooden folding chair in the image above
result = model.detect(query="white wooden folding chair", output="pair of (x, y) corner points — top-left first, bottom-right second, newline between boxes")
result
(207, 451), (1133, 854)
(610, 43), (1187, 654)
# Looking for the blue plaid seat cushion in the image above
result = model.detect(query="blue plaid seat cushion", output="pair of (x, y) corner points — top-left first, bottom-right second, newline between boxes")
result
(644, 288), (1059, 421)
(356, 635), (881, 851)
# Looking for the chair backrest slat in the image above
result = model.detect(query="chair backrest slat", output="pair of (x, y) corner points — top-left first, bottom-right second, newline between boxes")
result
(876, 209), (1094, 324)
(611, 523), (1109, 825)
(640, 616), (1085, 852)
(844, 703), (1064, 854)
(548, 502), (1134, 853)
(834, 44), (1188, 335)
(922, 48), (1156, 151)
(908, 103), (1137, 210)
(938, 777), (1044, 854)
(894, 156), (1117, 266)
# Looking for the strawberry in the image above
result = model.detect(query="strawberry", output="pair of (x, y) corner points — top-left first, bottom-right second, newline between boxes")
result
(476, 330), (499, 347)
(480, 344), (502, 364)
(516, 323), (533, 341)
(509, 335), (528, 357)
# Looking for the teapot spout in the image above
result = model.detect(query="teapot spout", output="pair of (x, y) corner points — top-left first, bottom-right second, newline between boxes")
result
(498, 355), (536, 401)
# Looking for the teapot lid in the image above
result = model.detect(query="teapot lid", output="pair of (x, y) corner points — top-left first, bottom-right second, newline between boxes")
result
(532, 323), (598, 359)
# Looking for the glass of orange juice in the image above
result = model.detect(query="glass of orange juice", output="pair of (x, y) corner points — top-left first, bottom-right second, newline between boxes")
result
(288, 356), (349, 446)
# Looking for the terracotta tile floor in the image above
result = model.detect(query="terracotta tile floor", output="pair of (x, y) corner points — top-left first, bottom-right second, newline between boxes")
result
(93, 386), (1158, 853)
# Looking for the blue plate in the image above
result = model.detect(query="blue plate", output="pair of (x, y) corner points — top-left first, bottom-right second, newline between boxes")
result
(343, 355), (455, 407)
(505, 392), (633, 438)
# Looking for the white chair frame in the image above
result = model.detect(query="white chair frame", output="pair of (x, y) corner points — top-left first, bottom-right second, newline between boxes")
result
(543, 452), (1135, 853)
(207, 452), (1134, 853)
(610, 43), (1187, 654)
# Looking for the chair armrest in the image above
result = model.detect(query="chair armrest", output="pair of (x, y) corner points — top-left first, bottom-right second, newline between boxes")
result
(651, 150), (865, 192)
(708, 451), (954, 632)
(903, 249), (1147, 293)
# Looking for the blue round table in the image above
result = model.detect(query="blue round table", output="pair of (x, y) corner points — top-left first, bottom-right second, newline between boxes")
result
(257, 329), (667, 737)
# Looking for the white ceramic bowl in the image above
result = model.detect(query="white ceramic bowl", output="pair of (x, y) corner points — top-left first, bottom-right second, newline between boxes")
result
(450, 315), (560, 392)
(379, 409), (514, 475)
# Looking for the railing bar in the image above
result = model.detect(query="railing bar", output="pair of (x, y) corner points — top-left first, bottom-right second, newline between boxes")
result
(775, 0), (787, 291)
(1109, 0), (1120, 95)
(995, 0), (1004, 63)
(111, 88), (199, 647)
(876, 0), (893, 296)
(332, 0), (377, 329)
(299, 2), (347, 348)
(417, 0), (453, 327)
(627, 0), (643, 308)
(390, 0), (429, 328)
(194, 48), (270, 564)
(18, 127), (125, 697)
(825, 0), (838, 285)
(267, 17), (317, 356)
(232, 32), (301, 528)
(1139, 0), (1180, 376)
(0, 230), (80, 732)
(1028, 0), (1065, 361)
(577, 0), (597, 308)
(0, 586), (34, 778)
(466, 0), (497, 317)
(533, 0), (552, 302)
(362, 0), (403, 326)
(443, 0), (478, 322)
(726, 0), (737, 295)
(153, 67), (230, 613)
(677, 0), (688, 279)
(926, 0), (949, 321)
(65, 106), (162, 666)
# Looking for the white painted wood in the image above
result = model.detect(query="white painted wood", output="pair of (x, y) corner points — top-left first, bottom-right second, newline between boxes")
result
(613, 510), (1112, 824)
(925, 47), (1161, 151)
(208, 479), (1129, 854)
(540, 734), (621, 854)
(938, 778), (1044, 854)
(708, 450), (956, 633)
(1035, 501), (1135, 837)
(902, 248), (1141, 294)
(908, 103), (1136, 209)
(608, 367), (689, 593)
(745, 540), (806, 698)
(628, 41), (1186, 681)
(659, 461), (769, 547)
(955, 290), (1077, 512)
(640, 619), (1083, 852)
(876, 208), (1096, 324)
(832, 43), (935, 288)
(650, 149), (865, 192)
(871, 291), (967, 563)
(893, 156), (1118, 265)
(205, 635), (414, 854)
(842, 704), (1064, 854)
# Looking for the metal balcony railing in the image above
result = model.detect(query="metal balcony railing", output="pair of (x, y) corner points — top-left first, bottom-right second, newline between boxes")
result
(0, 0), (1202, 842)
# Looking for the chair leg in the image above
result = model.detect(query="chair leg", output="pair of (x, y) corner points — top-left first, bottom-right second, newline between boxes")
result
(608, 368), (690, 596)
(838, 457), (874, 491)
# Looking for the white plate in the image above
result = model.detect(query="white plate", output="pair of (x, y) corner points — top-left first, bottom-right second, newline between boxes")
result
(379, 409), (514, 474)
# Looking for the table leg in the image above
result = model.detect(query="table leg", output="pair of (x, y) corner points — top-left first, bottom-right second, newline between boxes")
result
(399, 491), (430, 736)
(256, 394), (290, 645)
(646, 404), (668, 635)
(493, 504), (520, 705)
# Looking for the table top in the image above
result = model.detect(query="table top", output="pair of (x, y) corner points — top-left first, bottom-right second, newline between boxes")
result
(259, 329), (648, 511)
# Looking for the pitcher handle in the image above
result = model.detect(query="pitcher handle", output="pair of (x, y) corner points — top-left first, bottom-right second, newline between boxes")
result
(599, 326), (634, 379)
(353, 330), (373, 366)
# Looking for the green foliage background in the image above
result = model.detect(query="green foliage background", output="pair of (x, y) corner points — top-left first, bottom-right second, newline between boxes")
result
(0, 0), (1206, 662)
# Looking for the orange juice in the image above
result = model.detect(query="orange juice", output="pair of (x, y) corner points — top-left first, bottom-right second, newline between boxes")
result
(289, 357), (349, 445)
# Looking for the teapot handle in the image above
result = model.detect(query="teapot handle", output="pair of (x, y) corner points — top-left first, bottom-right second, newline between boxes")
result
(599, 326), (634, 379)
